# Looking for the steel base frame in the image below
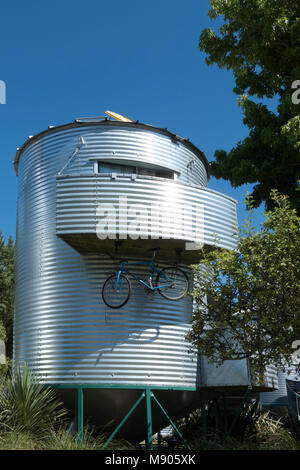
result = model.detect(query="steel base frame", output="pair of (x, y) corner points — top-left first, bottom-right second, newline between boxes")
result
(52, 383), (198, 450)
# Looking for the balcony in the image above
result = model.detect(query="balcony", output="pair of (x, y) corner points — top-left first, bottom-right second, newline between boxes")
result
(56, 174), (238, 263)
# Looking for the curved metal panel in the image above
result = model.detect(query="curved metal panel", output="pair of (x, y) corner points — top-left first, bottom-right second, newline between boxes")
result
(56, 175), (238, 256)
(15, 123), (208, 187)
(14, 253), (196, 385)
(14, 124), (202, 387)
(14, 120), (209, 177)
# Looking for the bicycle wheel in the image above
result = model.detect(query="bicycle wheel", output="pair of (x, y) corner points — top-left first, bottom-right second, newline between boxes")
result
(102, 273), (131, 308)
(156, 266), (189, 301)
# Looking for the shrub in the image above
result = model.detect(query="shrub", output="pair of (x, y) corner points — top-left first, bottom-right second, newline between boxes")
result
(253, 411), (298, 450)
(0, 363), (67, 437)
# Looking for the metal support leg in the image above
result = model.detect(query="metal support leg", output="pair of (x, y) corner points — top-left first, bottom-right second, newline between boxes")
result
(157, 430), (161, 449)
(228, 387), (252, 436)
(77, 387), (84, 442)
(102, 392), (145, 450)
(146, 388), (153, 450)
(151, 392), (191, 450)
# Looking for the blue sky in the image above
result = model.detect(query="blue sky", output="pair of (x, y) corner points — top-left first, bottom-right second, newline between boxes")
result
(0, 0), (267, 240)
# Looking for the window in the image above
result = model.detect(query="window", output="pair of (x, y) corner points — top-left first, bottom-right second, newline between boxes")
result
(137, 168), (156, 176)
(154, 169), (174, 179)
(97, 162), (175, 180)
(99, 162), (136, 175)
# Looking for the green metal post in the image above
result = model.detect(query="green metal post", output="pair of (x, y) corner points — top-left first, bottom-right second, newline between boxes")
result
(228, 387), (251, 436)
(49, 382), (199, 448)
(77, 387), (84, 442)
(199, 388), (207, 440)
(101, 392), (145, 450)
(151, 392), (191, 450)
(145, 388), (153, 450)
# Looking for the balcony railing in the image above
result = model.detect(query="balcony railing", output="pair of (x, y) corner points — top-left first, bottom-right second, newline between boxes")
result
(56, 174), (238, 262)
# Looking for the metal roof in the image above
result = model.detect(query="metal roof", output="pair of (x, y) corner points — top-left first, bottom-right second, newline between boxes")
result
(13, 118), (210, 176)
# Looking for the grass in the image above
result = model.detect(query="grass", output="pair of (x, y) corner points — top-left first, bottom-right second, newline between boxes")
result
(179, 407), (300, 450)
(0, 364), (134, 450)
(0, 427), (136, 450)
(0, 416), (299, 451)
(186, 432), (300, 451)
(0, 365), (299, 450)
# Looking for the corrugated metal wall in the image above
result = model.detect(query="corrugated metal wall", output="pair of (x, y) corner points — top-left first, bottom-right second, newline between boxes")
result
(14, 123), (204, 387)
(14, 120), (277, 395)
(260, 366), (300, 406)
(56, 175), (238, 251)
(15, 252), (196, 385)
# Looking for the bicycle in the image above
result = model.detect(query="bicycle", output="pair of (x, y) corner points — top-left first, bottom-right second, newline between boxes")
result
(102, 249), (189, 309)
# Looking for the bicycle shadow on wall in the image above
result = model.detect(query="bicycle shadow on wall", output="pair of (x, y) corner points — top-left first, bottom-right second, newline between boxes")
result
(86, 250), (192, 367)
(96, 278), (184, 365)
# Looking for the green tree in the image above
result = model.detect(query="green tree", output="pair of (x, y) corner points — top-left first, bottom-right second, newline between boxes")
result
(187, 191), (300, 375)
(199, 0), (300, 212)
(0, 233), (15, 357)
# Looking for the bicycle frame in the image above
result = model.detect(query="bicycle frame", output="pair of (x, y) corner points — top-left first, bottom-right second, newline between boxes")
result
(114, 258), (172, 291)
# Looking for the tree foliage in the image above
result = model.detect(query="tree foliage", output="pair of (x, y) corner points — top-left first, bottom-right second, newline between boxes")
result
(0, 233), (15, 357)
(199, 0), (300, 212)
(187, 190), (300, 374)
